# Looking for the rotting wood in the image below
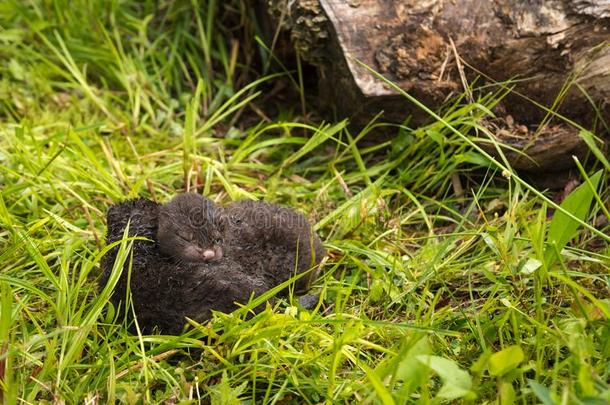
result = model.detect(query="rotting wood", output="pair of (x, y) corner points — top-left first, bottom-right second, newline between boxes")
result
(263, 0), (610, 173)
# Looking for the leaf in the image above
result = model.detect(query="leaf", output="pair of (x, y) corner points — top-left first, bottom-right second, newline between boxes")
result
(578, 363), (596, 397)
(395, 337), (431, 382)
(528, 380), (557, 405)
(470, 350), (491, 374)
(281, 120), (347, 168)
(211, 372), (248, 405)
(578, 130), (610, 172)
(544, 170), (602, 267)
(372, 336), (430, 403)
(370, 279), (384, 303)
(360, 361), (396, 405)
(488, 345), (524, 377)
(417, 355), (473, 401)
(8, 59), (25, 81)
(499, 381), (516, 405)
(392, 337), (431, 401)
(520, 258), (541, 275)
(455, 151), (493, 166)
(426, 129), (444, 147)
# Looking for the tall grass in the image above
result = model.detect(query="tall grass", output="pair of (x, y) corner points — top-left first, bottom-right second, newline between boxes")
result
(0, 1), (609, 403)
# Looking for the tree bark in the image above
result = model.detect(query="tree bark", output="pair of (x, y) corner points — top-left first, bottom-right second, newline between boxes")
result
(264, 0), (610, 172)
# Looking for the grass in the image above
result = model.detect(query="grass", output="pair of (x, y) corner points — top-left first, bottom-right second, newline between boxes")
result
(1, 1), (609, 403)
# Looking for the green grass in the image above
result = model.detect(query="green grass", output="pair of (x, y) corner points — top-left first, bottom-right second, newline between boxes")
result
(1, 1), (609, 403)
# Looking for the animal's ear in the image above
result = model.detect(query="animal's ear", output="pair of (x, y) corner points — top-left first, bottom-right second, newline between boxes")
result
(177, 230), (193, 240)
(219, 214), (229, 229)
(158, 209), (171, 222)
(229, 213), (242, 225)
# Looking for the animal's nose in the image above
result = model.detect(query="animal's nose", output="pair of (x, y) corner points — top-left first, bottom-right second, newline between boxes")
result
(202, 249), (216, 260)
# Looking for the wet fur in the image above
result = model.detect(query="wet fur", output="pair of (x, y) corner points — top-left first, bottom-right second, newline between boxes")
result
(157, 193), (226, 262)
(102, 198), (268, 333)
(225, 200), (326, 294)
(101, 196), (325, 333)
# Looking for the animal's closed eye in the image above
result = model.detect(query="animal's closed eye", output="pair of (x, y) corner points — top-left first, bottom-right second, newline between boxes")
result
(177, 231), (193, 241)
(214, 238), (222, 244)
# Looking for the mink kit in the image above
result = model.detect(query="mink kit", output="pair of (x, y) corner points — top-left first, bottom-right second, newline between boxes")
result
(225, 200), (326, 294)
(157, 193), (227, 263)
(101, 193), (325, 333)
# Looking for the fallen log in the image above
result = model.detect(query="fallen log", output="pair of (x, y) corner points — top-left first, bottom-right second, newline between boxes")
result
(263, 0), (610, 172)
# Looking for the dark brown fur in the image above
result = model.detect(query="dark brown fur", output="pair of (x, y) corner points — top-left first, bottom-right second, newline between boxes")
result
(157, 193), (226, 263)
(101, 198), (267, 333)
(225, 200), (326, 294)
(101, 196), (326, 333)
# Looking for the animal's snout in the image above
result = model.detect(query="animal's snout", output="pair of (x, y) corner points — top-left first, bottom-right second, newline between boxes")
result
(202, 249), (216, 260)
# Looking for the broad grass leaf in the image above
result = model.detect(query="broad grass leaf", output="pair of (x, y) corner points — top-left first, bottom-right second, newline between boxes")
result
(371, 336), (430, 402)
(417, 355), (473, 400)
(488, 345), (524, 376)
(528, 380), (556, 405)
(0, 282), (12, 342)
(361, 361), (396, 405)
(455, 151), (492, 166)
(578, 363), (596, 397)
(544, 170), (602, 267)
(499, 381), (516, 405)
(520, 258), (542, 275)
(281, 120), (347, 168)
(579, 130), (610, 171)
(395, 338), (431, 381)
(370, 279), (384, 302)
(393, 337), (431, 399)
